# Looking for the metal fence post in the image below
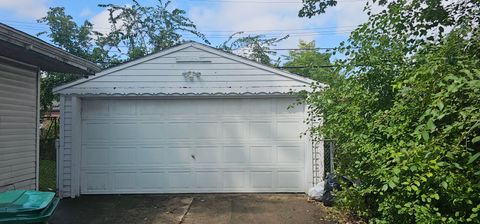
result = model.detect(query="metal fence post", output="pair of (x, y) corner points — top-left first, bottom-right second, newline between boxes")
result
(329, 141), (334, 174)
(55, 138), (59, 192)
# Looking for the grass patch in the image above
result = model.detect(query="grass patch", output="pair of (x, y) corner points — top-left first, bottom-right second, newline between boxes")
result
(39, 160), (56, 191)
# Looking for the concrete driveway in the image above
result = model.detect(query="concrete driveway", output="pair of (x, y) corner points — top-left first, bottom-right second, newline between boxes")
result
(49, 194), (333, 224)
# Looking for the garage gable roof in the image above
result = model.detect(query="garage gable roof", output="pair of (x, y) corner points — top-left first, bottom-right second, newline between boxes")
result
(54, 42), (319, 96)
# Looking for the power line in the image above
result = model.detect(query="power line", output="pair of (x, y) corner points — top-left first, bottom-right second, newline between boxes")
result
(271, 48), (336, 50)
(4, 25), (354, 38)
(2, 19), (357, 33)
(186, 0), (364, 3)
(278, 65), (338, 68)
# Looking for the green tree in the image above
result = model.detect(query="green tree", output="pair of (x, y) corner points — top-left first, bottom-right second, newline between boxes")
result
(282, 40), (335, 83)
(99, 0), (209, 60)
(298, 0), (339, 18)
(37, 1), (208, 114)
(218, 32), (288, 65)
(37, 7), (114, 114)
(300, 0), (480, 222)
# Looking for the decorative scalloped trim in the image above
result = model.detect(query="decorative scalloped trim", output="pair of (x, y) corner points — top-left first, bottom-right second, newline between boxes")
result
(60, 91), (300, 96)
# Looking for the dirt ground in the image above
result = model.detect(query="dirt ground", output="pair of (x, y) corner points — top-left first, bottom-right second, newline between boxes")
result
(49, 194), (335, 224)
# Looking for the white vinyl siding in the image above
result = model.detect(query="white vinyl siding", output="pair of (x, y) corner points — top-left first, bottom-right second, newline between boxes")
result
(58, 95), (73, 197)
(58, 46), (310, 95)
(0, 62), (37, 191)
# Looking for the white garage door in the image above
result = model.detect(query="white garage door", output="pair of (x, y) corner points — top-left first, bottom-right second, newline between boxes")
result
(80, 98), (308, 194)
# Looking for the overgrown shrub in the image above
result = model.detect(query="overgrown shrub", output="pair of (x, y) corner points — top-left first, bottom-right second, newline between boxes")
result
(304, 1), (480, 223)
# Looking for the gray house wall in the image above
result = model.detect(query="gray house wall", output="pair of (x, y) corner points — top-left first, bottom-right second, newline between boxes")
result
(0, 60), (39, 191)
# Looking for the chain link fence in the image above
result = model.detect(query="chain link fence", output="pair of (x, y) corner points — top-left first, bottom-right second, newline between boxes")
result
(39, 138), (56, 191)
(323, 140), (335, 177)
(39, 114), (58, 192)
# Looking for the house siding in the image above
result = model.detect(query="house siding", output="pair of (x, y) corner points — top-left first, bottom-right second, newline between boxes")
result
(59, 95), (73, 197)
(58, 46), (310, 96)
(0, 61), (37, 192)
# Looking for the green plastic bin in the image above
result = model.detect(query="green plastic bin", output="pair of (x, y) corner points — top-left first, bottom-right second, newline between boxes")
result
(0, 190), (60, 224)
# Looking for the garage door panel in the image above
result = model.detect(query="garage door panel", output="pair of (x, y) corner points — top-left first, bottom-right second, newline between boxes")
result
(250, 146), (274, 163)
(223, 100), (247, 114)
(110, 100), (136, 115)
(222, 122), (248, 139)
(277, 121), (304, 139)
(137, 123), (165, 139)
(223, 146), (249, 163)
(111, 147), (136, 165)
(137, 101), (164, 115)
(250, 171), (274, 188)
(223, 171), (247, 188)
(162, 101), (197, 115)
(83, 100), (109, 117)
(195, 100), (223, 114)
(196, 171), (220, 188)
(247, 99), (273, 114)
(83, 172), (109, 192)
(138, 172), (166, 190)
(276, 98), (305, 114)
(277, 146), (304, 163)
(165, 147), (192, 165)
(164, 122), (191, 139)
(110, 123), (137, 140)
(136, 147), (165, 164)
(82, 147), (109, 166)
(249, 122), (275, 139)
(81, 98), (307, 194)
(191, 122), (221, 139)
(193, 146), (221, 164)
(278, 171), (304, 189)
(113, 172), (137, 191)
(167, 171), (192, 188)
(84, 123), (110, 141)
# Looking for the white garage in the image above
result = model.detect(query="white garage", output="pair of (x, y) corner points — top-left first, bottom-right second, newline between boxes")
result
(55, 42), (322, 198)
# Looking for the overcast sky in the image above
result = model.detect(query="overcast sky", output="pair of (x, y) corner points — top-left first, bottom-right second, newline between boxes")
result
(0, 0), (370, 58)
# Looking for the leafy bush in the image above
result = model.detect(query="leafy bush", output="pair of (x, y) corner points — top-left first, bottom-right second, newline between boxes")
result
(303, 1), (480, 223)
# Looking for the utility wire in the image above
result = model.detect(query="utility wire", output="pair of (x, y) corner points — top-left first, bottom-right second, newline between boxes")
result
(278, 65), (339, 68)
(1, 19), (358, 33)
(186, 0), (364, 3)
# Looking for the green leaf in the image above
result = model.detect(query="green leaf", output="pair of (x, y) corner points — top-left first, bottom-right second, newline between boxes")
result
(393, 167), (400, 174)
(437, 101), (444, 110)
(441, 182), (448, 189)
(472, 136), (480, 143)
(422, 131), (429, 141)
(414, 180), (420, 186)
(467, 152), (480, 165)
(453, 163), (463, 169)
(411, 185), (419, 192)
(410, 165), (418, 171)
(426, 119), (436, 131)
(382, 184), (388, 191)
(388, 181), (396, 189)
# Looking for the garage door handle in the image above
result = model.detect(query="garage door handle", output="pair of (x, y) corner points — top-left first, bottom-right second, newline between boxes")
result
(191, 155), (196, 160)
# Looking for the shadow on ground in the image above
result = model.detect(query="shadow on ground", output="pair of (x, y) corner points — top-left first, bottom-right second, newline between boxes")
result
(49, 194), (335, 224)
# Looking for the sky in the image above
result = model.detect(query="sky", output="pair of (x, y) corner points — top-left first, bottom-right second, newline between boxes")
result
(0, 0), (370, 59)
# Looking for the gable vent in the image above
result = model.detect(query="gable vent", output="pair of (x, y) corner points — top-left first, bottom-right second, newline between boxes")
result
(175, 56), (212, 63)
